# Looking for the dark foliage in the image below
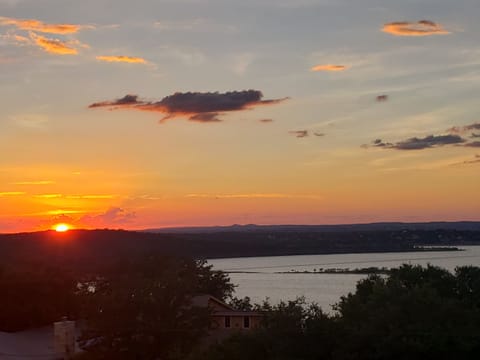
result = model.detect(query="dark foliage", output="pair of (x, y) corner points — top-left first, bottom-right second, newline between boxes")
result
(0, 263), (79, 332)
(77, 256), (233, 360)
(200, 265), (480, 360)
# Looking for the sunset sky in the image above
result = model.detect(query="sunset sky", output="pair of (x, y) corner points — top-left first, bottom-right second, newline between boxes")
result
(1, 0), (479, 233)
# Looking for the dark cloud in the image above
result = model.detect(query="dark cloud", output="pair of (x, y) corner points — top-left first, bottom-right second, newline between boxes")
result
(448, 122), (480, 134)
(376, 95), (388, 102)
(259, 118), (273, 123)
(368, 135), (465, 150)
(313, 132), (325, 137)
(465, 141), (480, 148)
(188, 112), (221, 122)
(471, 133), (480, 138)
(89, 90), (287, 123)
(289, 130), (308, 138)
(89, 94), (141, 108)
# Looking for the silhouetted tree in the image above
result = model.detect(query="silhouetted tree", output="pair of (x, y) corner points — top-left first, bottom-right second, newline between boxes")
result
(77, 256), (233, 360)
(0, 264), (78, 332)
(199, 265), (480, 360)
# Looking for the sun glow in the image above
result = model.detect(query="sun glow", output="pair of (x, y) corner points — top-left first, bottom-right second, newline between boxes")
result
(54, 223), (71, 232)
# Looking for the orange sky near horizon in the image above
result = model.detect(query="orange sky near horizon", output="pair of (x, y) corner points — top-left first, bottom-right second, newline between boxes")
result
(1, 1), (479, 233)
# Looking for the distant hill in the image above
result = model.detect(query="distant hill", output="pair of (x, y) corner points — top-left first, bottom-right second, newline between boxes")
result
(0, 225), (480, 269)
(144, 221), (480, 233)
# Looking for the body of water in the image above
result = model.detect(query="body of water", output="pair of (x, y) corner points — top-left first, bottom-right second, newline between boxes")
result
(208, 246), (480, 312)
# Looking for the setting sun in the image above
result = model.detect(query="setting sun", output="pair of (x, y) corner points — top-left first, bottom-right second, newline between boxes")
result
(54, 223), (71, 232)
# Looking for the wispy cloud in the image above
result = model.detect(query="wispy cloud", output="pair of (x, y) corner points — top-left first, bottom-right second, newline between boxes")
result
(259, 118), (274, 123)
(289, 130), (325, 138)
(311, 64), (347, 72)
(465, 141), (480, 148)
(34, 193), (116, 199)
(186, 193), (322, 200)
(367, 134), (466, 150)
(450, 154), (480, 166)
(34, 194), (62, 199)
(80, 207), (136, 227)
(153, 18), (236, 33)
(0, 16), (91, 34)
(89, 90), (288, 123)
(448, 122), (480, 134)
(289, 130), (309, 138)
(13, 180), (54, 185)
(30, 32), (77, 55)
(0, 191), (25, 197)
(382, 20), (450, 37)
(96, 55), (147, 64)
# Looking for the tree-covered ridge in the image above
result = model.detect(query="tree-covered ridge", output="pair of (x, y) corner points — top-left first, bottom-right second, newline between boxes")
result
(1, 228), (479, 265)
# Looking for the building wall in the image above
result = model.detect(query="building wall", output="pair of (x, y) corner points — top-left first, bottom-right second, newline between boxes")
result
(211, 315), (262, 330)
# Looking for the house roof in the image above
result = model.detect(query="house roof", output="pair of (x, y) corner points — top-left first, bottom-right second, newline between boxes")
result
(212, 311), (264, 317)
(191, 294), (262, 316)
(191, 294), (235, 311)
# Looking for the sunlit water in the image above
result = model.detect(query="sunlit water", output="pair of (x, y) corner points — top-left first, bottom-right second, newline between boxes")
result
(208, 246), (480, 312)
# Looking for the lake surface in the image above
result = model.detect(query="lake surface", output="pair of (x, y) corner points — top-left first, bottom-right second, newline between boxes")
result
(208, 246), (480, 312)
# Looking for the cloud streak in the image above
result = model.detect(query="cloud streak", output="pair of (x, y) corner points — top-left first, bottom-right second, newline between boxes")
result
(96, 55), (147, 64)
(311, 64), (347, 72)
(448, 122), (480, 134)
(13, 180), (54, 185)
(0, 191), (25, 197)
(0, 17), (89, 34)
(382, 20), (450, 37)
(368, 134), (466, 150)
(89, 90), (287, 123)
(186, 193), (321, 199)
(30, 33), (77, 55)
(289, 130), (309, 138)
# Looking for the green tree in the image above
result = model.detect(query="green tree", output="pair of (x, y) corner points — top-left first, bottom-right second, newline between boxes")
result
(78, 255), (233, 360)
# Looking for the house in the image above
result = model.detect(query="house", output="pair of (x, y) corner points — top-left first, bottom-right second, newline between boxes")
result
(191, 295), (263, 343)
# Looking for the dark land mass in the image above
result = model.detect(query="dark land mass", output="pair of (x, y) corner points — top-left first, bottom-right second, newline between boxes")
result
(145, 221), (480, 233)
(0, 225), (479, 269)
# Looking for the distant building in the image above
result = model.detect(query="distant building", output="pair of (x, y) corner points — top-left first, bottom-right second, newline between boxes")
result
(191, 295), (263, 343)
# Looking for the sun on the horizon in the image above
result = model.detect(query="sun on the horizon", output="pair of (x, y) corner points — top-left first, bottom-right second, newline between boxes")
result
(53, 223), (71, 232)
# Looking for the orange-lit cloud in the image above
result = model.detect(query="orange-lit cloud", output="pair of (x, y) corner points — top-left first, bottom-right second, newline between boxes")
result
(0, 191), (25, 197)
(96, 55), (147, 64)
(30, 33), (77, 55)
(89, 91), (288, 123)
(34, 194), (63, 199)
(185, 193), (322, 200)
(382, 20), (450, 36)
(311, 64), (347, 72)
(34, 193), (116, 199)
(0, 17), (88, 34)
(13, 180), (54, 185)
